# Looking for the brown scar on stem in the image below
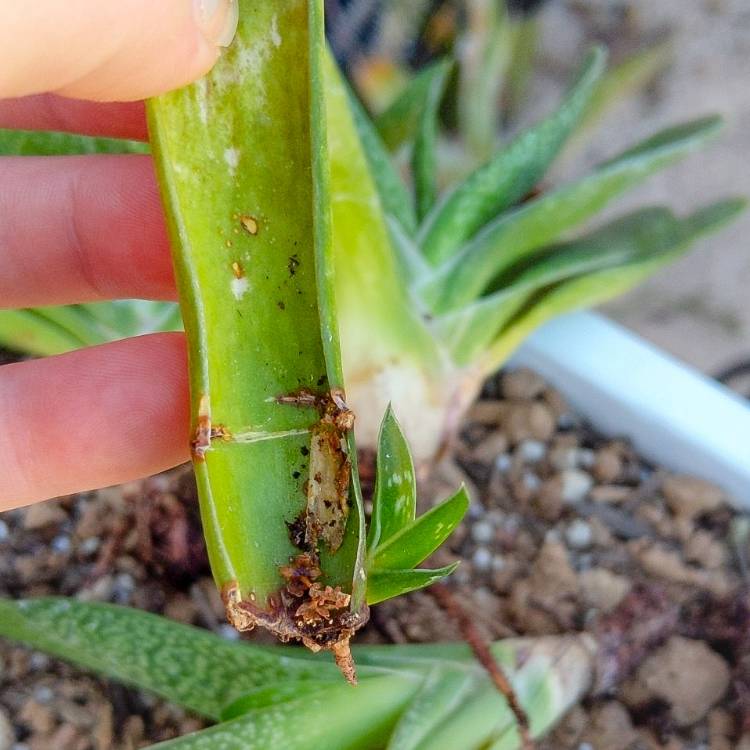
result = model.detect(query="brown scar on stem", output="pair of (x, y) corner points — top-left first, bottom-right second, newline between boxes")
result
(240, 215), (259, 235)
(276, 388), (355, 552)
(231, 261), (244, 278)
(190, 395), (231, 461)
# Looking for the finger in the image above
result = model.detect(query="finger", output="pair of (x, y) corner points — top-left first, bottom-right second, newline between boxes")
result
(0, 0), (239, 102)
(0, 155), (176, 308)
(0, 333), (190, 511)
(0, 96), (147, 141)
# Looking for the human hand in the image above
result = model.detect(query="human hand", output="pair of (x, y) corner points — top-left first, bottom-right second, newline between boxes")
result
(0, 0), (239, 510)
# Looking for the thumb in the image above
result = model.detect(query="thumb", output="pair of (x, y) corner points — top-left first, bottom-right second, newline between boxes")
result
(0, 0), (239, 102)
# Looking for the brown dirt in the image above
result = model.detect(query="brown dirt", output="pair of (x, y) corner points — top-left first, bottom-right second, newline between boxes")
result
(2, 369), (750, 749)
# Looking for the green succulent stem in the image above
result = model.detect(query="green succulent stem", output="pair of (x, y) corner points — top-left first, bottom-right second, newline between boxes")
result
(147, 0), (367, 673)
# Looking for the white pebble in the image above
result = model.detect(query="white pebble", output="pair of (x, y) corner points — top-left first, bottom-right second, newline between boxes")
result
(560, 469), (593, 504)
(472, 547), (492, 571)
(492, 555), (507, 571)
(218, 624), (240, 641)
(495, 454), (512, 473)
(516, 440), (546, 463)
(522, 472), (541, 491)
(51, 535), (71, 553)
(471, 521), (494, 544)
(578, 449), (596, 469)
(566, 520), (593, 549)
(79, 537), (100, 555)
(33, 686), (53, 704)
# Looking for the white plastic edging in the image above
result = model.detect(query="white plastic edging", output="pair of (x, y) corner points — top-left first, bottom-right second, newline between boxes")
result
(511, 311), (750, 508)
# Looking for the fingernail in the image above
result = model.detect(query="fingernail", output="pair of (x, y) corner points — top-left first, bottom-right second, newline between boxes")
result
(195, 0), (239, 48)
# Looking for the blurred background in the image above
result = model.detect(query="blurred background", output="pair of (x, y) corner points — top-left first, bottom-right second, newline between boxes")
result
(327, 0), (750, 379)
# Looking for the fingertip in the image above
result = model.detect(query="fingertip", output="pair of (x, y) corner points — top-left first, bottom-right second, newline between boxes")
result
(0, 0), (239, 102)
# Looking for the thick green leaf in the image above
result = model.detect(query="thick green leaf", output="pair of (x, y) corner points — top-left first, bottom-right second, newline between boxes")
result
(366, 407), (417, 555)
(387, 669), (476, 750)
(0, 302), (182, 358)
(0, 598), (342, 721)
(419, 47), (607, 264)
(457, 0), (511, 164)
(344, 68), (417, 236)
(413, 61), (452, 220)
(420, 116), (723, 313)
(367, 564), (460, 606)
(0, 309), (88, 355)
(372, 487), (469, 571)
(0, 129), (148, 156)
(482, 199), (747, 373)
(148, 676), (418, 750)
(148, 0), (360, 620)
(375, 59), (452, 152)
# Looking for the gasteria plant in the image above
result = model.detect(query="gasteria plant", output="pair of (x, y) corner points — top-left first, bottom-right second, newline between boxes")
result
(0, 597), (593, 749)
(145, 0), (468, 677)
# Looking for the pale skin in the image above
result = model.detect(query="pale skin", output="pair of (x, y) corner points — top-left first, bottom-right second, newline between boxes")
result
(0, 0), (240, 510)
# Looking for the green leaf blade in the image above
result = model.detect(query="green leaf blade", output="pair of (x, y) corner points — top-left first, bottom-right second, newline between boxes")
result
(372, 487), (469, 572)
(422, 115), (723, 314)
(412, 60), (452, 221)
(0, 598), (341, 721)
(420, 46), (607, 265)
(367, 406), (417, 555)
(366, 564), (460, 606)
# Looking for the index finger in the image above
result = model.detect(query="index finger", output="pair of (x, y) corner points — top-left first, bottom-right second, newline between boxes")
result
(0, 0), (239, 102)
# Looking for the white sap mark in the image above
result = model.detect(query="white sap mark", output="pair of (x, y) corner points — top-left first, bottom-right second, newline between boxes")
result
(196, 77), (210, 125)
(231, 276), (250, 300)
(232, 428), (311, 444)
(224, 147), (240, 175)
(270, 15), (281, 47)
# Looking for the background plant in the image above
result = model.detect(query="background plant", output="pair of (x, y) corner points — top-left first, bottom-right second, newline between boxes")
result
(0, 597), (593, 749)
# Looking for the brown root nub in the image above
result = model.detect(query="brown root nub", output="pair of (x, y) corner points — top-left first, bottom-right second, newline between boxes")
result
(332, 639), (357, 686)
(222, 555), (369, 683)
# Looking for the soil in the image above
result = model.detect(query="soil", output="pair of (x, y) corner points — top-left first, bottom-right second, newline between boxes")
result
(2, 368), (750, 749)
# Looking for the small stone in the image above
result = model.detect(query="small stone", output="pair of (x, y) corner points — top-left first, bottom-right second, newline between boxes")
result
(19, 699), (55, 735)
(560, 469), (594, 504)
(22, 502), (67, 531)
(535, 480), (564, 522)
(503, 402), (555, 444)
(164, 594), (199, 624)
(471, 521), (494, 544)
(630, 636), (730, 726)
(684, 530), (726, 570)
(590, 485), (631, 504)
(218, 624), (240, 640)
(472, 547), (492, 571)
(579, 702), (638, 750)
(472, 432), (509, 464)
(495, 454), (512, 473)
(516, 439), (546, 463)
(548, 446), (580, 471)
(662, 474), (725, 519)
(0, 709), (13, 750)
(51, 535), (71, 553)
(633, 541), (734, 597)
(593, 447), (623, 482)
(577, 449), (596, 469)
(466, 400), (506, 426)
(579, 568), (631, 612)
(565, 520), (593, 549)
(78, 537), (100, 555)
(501, 368), (546, 400)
